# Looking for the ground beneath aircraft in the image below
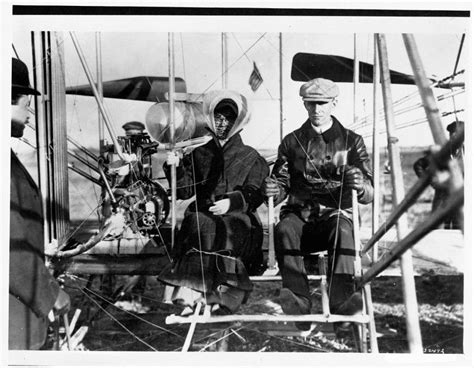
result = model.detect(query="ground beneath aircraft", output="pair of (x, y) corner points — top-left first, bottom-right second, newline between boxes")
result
(53, 268), (463, 354)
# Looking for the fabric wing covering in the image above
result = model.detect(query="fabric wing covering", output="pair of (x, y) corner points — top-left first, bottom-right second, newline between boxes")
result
(66, 76), (187, 102)
(291, 52), (442, 87)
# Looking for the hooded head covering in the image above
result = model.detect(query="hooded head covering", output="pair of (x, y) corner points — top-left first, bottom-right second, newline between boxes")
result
(202, 90), (251, 140)
(215, 99), (238, 121)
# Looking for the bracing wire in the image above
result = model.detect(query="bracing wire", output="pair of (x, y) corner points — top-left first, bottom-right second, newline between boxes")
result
(351, 87), (465, 133)
(192, 33), (268, 101)
(196, 327), (241, 352)
(64, 98), (102, 219)
(449, 34), (465, 123)
(179, 33), (187, 83)
(361, 107), (465, 140)
(67, 274), (184, 339)
(328, 131), (351, 295)
(230, 33), (276, 100)
(57, 202), (104, 250)
(31, 34), (102, 225)
(75, 285), (159, 351)
(22, 122), (100, 231)
(94, 330), (173, 351)
(190, 153), (208, 305)
(12, 43), (20, 59)
(240, 325), (335, 352)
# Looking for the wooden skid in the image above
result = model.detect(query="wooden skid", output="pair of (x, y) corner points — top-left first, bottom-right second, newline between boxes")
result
(249, 275), (324, 282)
(260, 321), (335, 338)
(166, 312), (370, 325)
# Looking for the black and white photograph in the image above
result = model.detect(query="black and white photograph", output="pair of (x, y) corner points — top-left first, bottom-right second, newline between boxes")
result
(1, 2), (471, 366)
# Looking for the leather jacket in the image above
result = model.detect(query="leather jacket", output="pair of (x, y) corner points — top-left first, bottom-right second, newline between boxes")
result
(271, 117), (373, 211)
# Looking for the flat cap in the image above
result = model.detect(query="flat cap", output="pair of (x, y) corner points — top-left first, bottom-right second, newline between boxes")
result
(122, 121), (145, 135)
(300, 78), (339, 101)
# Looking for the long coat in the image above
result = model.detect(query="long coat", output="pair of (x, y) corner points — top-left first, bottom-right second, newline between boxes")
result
(159, 133), (269, 304)
(9, 151), (59, 350)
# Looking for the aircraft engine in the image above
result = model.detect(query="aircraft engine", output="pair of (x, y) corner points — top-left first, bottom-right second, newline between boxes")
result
(113, 179), (169, 235)
(100, 122), (170, 238)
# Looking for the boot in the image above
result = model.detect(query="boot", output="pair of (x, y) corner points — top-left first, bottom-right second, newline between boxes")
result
(278, 288), (312, 331)
(170, 286), (203, 308)
(329, 274), (362, 315)
(214, 284), (247, 314)
(334, 291), (363, 316)
(330, 274), (363, 332)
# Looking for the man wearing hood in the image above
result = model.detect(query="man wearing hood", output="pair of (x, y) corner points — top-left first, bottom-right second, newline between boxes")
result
(158, 90), (269, 314)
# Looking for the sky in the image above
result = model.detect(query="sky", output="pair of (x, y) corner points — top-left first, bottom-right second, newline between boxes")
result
(6, 9), (469, 157)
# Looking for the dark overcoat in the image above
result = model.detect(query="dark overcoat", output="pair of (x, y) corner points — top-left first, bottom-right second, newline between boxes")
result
(9, 151), (59, 350)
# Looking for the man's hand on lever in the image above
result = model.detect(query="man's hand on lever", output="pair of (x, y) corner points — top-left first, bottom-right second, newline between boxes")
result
(343, 166), (364, 193)
(264, 176), (280, 199)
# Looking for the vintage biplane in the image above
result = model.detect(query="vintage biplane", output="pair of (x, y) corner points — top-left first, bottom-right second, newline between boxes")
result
(11, 30), (465, 353)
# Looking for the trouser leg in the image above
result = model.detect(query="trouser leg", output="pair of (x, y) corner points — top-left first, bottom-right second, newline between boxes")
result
(325, 214), (355, 277)
(275, 213), (310, 302)
(319, 214), (359, 313)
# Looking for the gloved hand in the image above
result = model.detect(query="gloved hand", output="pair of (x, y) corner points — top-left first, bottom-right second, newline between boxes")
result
(166, 151), (182, 166)
(263, 176), (280, 198)
(431, 170), (451, 190)
(182, 146), (195, 156)
(426, 145), (451, 190)
(209, 199), (231, 215)
(53, 288), (71, 316)
(344, 166), (364, 192)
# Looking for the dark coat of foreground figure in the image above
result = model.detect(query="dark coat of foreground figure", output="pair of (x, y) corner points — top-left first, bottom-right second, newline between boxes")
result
(10, 57), (70, 350)
(158, 90), (269, 313)
(10, 152), (60, 349)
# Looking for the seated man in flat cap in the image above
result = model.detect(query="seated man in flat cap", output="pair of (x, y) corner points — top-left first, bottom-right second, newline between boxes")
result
(263, 78), (373, 331)
(158, 90), (269, 315)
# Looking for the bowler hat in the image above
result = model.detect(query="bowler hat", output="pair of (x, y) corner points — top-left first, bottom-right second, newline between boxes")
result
(12, 58), (40, 96)
(300, 78), (338, 101)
